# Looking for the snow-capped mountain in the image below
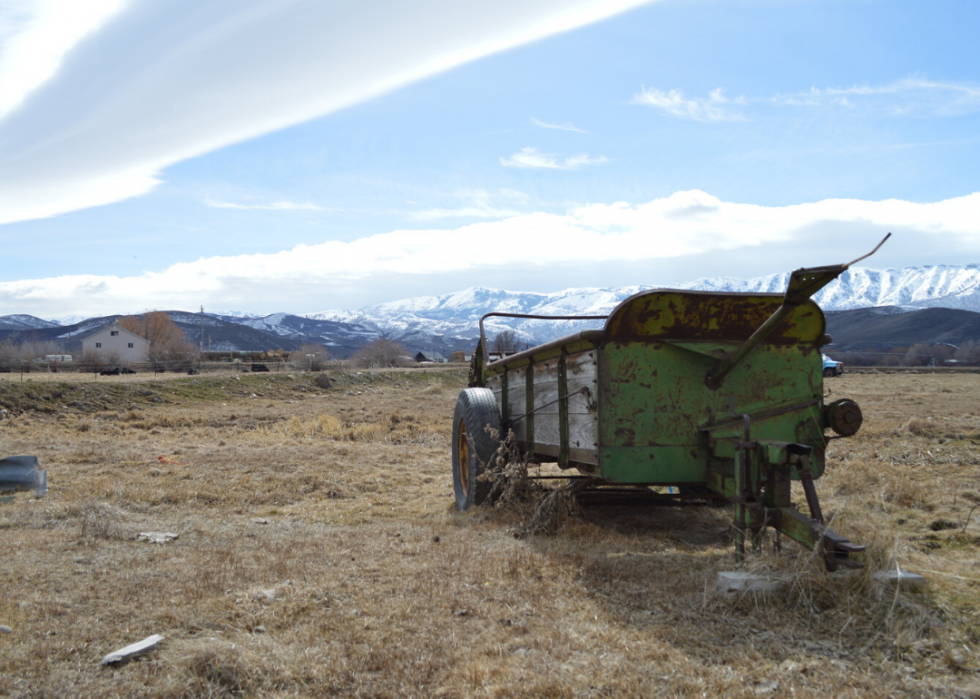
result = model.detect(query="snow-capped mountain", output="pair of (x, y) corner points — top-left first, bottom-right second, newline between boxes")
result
(685, 264), (980, 311)
(6, 263), (980, 356)
(0, 314), (60, 331)
(46, 315), (88, 327)
(302, 263), (980, 348)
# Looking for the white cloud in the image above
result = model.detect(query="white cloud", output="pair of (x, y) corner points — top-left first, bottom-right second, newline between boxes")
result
(501, 147), (608, 169)
(3, 188), (978, 316)
(204, 198), (328, 211)
(531, 117), (587, 133)
(0, 0), (127, 118)
(0, 0), (657, 227)
(633, 87), (745, 121)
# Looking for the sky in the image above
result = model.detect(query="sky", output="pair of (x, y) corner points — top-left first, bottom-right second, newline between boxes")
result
(0, 0), (979, 318)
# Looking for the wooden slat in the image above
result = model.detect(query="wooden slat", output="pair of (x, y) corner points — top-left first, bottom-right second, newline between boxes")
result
(487, 350), (598, 453)
(534, 413), (598, 452)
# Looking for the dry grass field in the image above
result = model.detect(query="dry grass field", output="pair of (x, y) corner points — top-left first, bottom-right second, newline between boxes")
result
(1, 369), (979, 697)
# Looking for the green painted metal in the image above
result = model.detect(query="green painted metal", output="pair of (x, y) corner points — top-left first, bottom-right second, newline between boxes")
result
(469, 240), (893, 569)
(599, 446), (707, 483)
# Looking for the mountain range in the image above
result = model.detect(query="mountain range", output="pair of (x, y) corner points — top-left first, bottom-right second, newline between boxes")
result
(1, 263), (979, 356)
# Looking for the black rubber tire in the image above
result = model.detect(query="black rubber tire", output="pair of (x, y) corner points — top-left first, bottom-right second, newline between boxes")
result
(823, 367), (835, 377)
(452, 388), (501, 511)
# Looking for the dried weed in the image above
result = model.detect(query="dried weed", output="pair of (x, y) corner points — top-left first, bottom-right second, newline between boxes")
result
(0, 370), (979, 696)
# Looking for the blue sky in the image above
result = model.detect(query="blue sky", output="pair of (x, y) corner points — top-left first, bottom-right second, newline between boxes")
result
(0, 0), (978, 317)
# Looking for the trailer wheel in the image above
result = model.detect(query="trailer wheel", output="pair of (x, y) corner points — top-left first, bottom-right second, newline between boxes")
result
(452, 388), (501, 511)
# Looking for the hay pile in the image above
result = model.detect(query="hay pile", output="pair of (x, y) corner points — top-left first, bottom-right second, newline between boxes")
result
(480, 429), (591, 536)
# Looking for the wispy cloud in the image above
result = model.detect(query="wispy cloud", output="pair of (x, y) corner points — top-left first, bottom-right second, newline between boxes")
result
(408, 189), (523, 220)
(632, 77), (980, 122)
(770, 76), (980, 116)
(500, 147), (608, 169)
(3, 188), (977, 317)
(409, 206), (521, 220)
(531, 117), (587, 133)
(499, 188), (530, 204)
(0, 0), (656, 227)
(632, 87), (745, 121)
(204, 198), (328, 211)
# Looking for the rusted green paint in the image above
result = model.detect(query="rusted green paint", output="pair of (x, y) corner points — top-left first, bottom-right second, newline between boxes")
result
(603, 292), (824, 346)
(597, 341), (824, 480)
(475, 286), (865, 569)
(599, 446), (707, 483)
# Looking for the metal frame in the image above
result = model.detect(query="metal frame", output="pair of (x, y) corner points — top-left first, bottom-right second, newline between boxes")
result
(478, 312), (607, 370)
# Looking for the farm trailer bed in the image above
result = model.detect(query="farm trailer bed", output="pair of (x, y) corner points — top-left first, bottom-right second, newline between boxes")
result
(452, 237), (889, 570)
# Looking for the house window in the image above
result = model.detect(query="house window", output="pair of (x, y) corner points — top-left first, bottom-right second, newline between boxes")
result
(95, 343), (101, 348)
(128, 343), (134, 348)
(111, 330), (119, 336)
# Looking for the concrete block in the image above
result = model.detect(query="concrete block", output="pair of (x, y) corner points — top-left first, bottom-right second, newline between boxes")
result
(717, 571), (789, 594)
(873, 569), (926, 591)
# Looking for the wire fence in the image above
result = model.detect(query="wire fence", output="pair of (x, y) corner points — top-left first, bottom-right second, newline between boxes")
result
(0, 357), (468, 380)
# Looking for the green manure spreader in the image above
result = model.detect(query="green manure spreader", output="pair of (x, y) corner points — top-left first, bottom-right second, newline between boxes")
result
(452, 236), (889, 571)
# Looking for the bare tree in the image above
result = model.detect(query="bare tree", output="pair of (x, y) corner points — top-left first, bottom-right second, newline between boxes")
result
(15, 333), (64, 364)
(352, 338), (409, 368)
(119, 311), (198, 368)
(0, 340), (17, 372)
(491, 329), (520, 354)
(289, 343), (330, 371)
(955, 341), (980, 365)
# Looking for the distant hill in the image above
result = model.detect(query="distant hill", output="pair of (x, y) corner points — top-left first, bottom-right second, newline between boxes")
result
(825, 307), (980, 352)
(6, 262), (980, 356)
(0, 313), (308, 354)
(0, 314), (60, 331)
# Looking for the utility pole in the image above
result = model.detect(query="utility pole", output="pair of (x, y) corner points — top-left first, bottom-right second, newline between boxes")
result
(199, 305), (205, 353)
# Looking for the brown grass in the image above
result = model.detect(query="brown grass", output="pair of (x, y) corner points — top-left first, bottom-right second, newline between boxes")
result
(0, 370), (979, 696)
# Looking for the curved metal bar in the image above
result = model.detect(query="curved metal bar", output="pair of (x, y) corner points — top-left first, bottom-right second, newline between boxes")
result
(478, 312), (608, 369)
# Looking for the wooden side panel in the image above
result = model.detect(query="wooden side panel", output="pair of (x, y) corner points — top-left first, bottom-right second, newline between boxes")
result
(487, 350), (598, 462)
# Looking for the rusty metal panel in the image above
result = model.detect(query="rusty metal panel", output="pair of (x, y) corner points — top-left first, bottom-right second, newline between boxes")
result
(596, 334), (823, 483)
(603, 291), (825, 346)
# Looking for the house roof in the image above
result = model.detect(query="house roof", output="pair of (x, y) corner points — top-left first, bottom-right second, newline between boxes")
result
(79, 323), (150, 344)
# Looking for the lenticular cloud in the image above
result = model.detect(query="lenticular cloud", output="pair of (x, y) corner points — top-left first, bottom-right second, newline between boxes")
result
(0, 0), (655, 227)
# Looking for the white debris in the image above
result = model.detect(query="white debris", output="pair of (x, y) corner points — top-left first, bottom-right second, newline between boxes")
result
(101, 634), (164, 666)
(716, 571), (789, 594)
(137, 532), (178, 544)
(873, 569), (926, 591)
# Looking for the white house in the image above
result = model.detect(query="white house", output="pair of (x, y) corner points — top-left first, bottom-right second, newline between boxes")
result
(81, 324), (150, 364)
